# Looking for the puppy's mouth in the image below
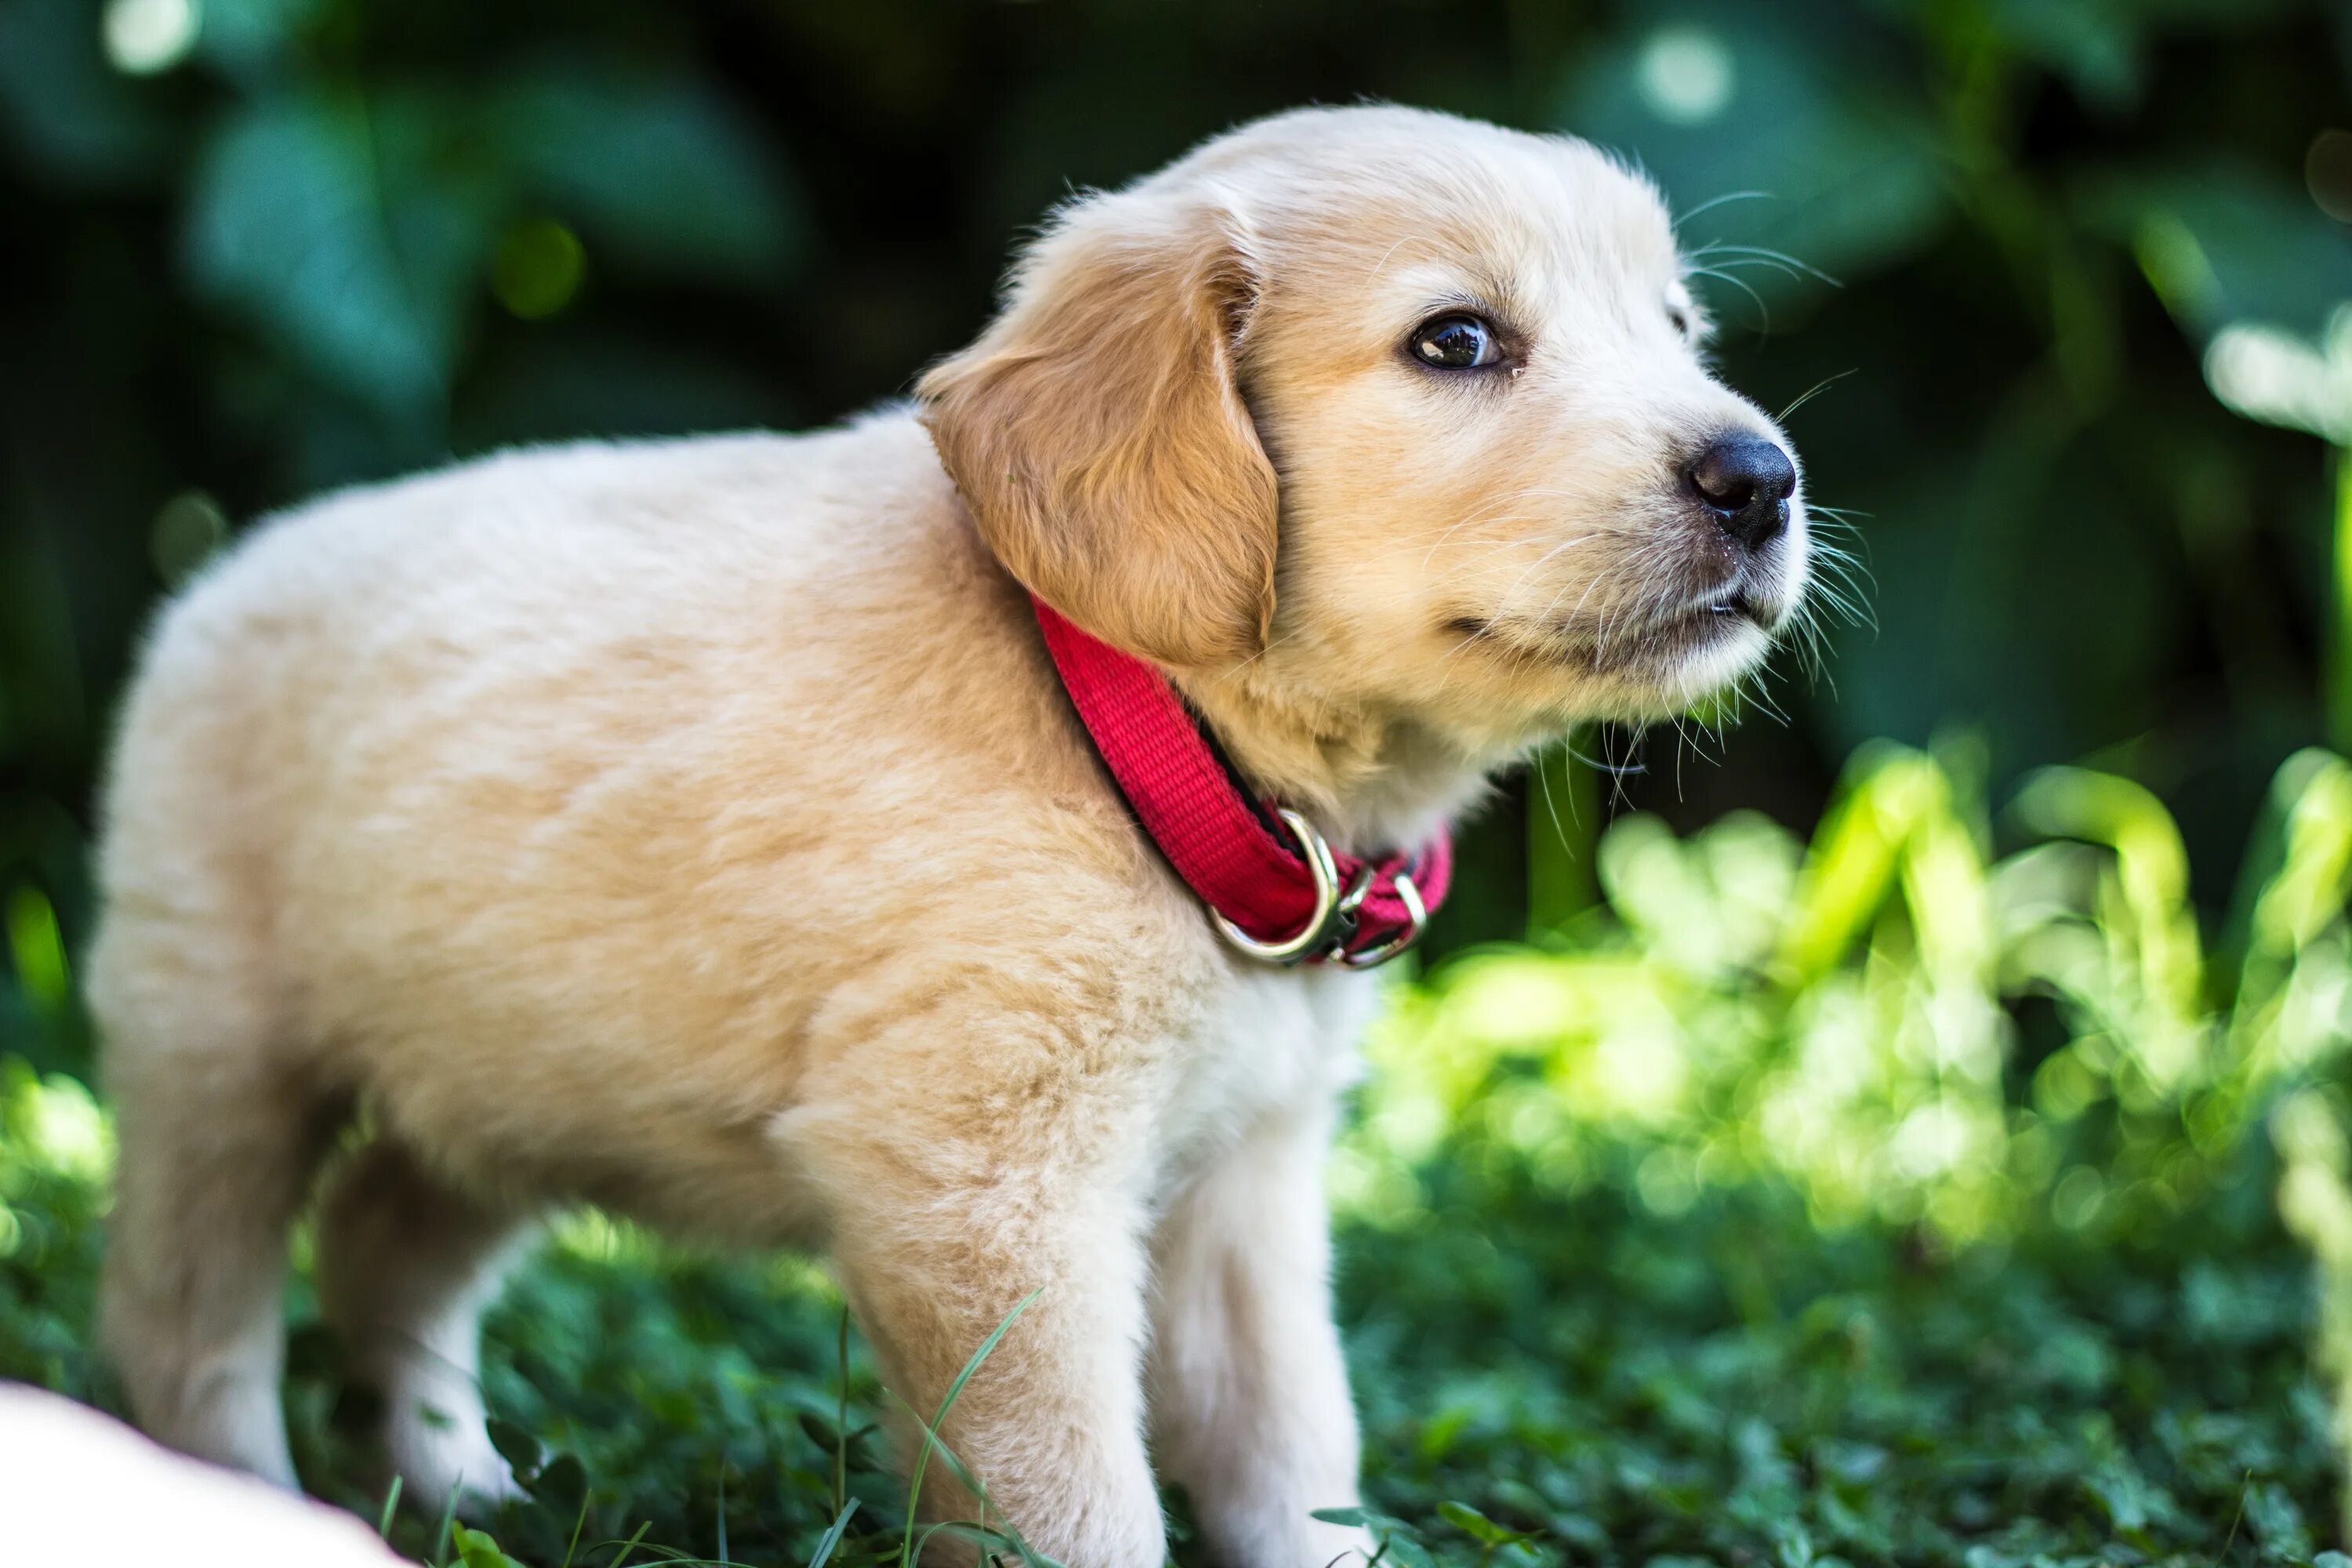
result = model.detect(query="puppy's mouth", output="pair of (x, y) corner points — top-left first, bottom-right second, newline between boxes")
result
(1446, 579), (1784, 682)
(1694, 589), (1769, 628)
(1592, 588), (1773, 676)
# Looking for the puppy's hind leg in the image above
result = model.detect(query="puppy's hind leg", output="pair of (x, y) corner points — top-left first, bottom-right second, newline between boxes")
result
(94, 929), (338, 1490)
(315, 1137), (535, 1513)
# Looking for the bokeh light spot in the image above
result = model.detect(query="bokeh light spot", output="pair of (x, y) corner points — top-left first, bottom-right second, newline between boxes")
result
(2308, 129), (2352, 224)
(2052, 1164), (2107, 1230)
(493, 219), (588, 321)
(2132, 212), (2220, 328)
(148, 489), (227, 587)
(2204, 310), (2352, 444)
(1635, 1146), (1698, 1215)
(5, 885), (69, 1014)
(102, 0), (199, 76)
(1636, 25), (1734, 126)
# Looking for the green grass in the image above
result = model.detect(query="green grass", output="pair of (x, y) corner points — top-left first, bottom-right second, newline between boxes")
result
(6, 741), (2352, 1566)
(0, 1061), (2336, 1568)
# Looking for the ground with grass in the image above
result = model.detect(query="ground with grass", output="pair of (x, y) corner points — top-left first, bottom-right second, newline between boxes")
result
(0, 1056), (2335, 1568)
(9, 748), (2352, 1565)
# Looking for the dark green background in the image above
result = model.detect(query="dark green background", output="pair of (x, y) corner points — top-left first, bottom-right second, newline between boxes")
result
(5, 0), (2351, 1039)
(5, 8), (2352, 1561)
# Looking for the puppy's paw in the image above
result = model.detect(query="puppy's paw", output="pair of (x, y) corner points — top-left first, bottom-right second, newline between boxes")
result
(386, 1403), (524, 1519)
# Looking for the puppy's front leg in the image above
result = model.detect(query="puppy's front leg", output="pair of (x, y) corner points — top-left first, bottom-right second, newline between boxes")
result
(1149, 1105), (1366, 1568)
(798, 1103), (1165, 1568)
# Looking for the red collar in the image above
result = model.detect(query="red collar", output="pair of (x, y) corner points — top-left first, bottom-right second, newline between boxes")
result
(1032, 597), (1451, 967)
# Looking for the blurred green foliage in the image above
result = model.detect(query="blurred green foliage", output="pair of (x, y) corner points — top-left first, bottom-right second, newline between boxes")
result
(7, 0), (2352, 1560)
(5, 738), (2352, 1562)
(1353, 746), (2352, 1242)
(3, 0), (2352, 977)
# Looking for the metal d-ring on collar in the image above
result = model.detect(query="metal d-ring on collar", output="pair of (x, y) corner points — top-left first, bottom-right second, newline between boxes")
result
(1209, 807), (1429, 969)
(1338, 866), (1428, 970)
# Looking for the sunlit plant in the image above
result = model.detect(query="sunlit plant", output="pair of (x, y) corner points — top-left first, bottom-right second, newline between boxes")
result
(1349, 742), (2352, 1242)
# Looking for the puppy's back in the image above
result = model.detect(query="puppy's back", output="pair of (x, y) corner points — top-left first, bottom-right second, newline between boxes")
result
(85, 409), (1134, 1211)
(96, 420), (941, 937)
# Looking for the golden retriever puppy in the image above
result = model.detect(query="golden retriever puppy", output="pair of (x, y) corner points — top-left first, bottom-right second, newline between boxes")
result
(91, 104), (1808, 1567)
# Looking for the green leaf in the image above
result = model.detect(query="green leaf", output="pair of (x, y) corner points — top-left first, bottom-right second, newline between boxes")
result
(1557, 3), (1947, 310)
(184, 89), (494, 418)
(2089, 162), (2352, 341)
(485, 1416), (543, 1482)
(1984, 0), (2307, 114)
(0, 0), (173, 186)
(486, 61), (800, 285)
(1314, 1507), (1431, 1568)
(1436, 1501), (1525, 1547)
(528, 1451), (588, 1517)
(451, 1524), (524, 1568)
(1986, 0), (2145, 111)
(1562, 2), (1947, 314)
(194, 0), (331, 85)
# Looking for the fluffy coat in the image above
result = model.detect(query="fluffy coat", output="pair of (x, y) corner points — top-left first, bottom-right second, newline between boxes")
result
(91, 105), (1807, 1567)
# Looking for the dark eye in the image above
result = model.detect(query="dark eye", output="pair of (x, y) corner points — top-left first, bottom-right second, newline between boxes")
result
(1410, 314), (1501, 369)
(1668, 304), (1693, 339)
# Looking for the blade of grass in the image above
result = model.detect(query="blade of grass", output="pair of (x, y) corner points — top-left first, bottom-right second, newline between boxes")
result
(609, 1521), (651, 1568)
(808, 1497), (861, 1568)
(378, 1475), (405, 1540)
(882, 1386), (1061, 1568)
(915, 1519), (1036, 1566)
(2220, 1469), (2252, 1559)
(897, 1289), (1044, 1568)
(433, 1479), (464, 1568)
(561, 1495), (591, 1568)
(836, 1304), (851, 1519)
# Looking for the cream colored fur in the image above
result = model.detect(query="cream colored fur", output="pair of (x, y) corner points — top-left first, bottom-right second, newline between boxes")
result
(90, 106), (1806, 1567)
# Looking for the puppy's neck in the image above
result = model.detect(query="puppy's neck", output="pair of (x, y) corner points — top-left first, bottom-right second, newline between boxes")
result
(1171, 668), (1506, 856)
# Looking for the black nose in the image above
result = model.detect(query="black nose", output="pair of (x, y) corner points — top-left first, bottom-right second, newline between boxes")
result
(1686, 434), (1797, 550)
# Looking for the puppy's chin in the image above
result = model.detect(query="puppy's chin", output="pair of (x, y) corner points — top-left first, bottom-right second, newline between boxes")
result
(1569, 615), (1777, 723)
(1648, 618), (1776, 709)
(1426, 604), (1780, 728)
(1573, 557), (1806, 718)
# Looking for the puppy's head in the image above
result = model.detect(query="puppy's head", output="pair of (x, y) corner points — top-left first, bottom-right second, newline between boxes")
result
(920, 106), (1809, 747)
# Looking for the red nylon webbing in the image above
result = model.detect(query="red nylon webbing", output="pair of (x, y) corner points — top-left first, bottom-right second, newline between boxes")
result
(1032, 596), (1451, 960)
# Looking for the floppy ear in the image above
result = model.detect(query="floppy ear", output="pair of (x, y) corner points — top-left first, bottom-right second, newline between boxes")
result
(917, 191), (1278, 669)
